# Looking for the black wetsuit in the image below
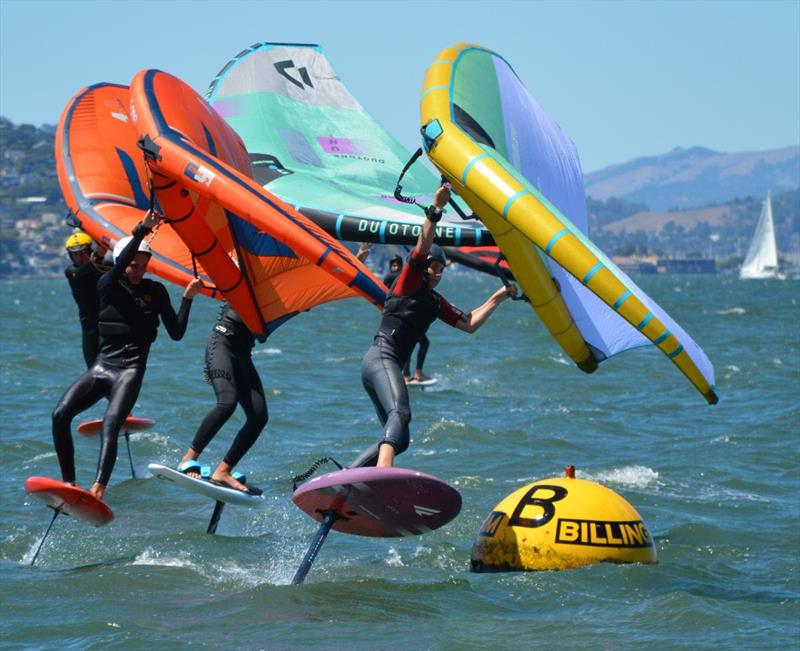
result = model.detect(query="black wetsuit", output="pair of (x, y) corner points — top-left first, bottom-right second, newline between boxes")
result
(52, 223), (194, 487)
(189, 304), (267, 468)
(65, 259), (103, 367)
(383, 269), (430, 378)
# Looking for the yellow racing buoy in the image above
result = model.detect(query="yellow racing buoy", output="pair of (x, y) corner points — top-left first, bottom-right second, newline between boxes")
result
(471, 466), (657, 572)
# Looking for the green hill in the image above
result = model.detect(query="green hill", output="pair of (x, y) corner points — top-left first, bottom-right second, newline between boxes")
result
(1, 116), (798, 278)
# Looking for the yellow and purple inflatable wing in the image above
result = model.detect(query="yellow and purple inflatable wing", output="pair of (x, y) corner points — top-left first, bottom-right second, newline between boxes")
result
(420, 44), (716, 404)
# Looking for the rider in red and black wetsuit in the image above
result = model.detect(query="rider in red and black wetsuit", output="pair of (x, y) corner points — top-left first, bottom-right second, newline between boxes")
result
(352, 184), (517, 468)
(383, 254), (432, 384)
(52, 210), (203, 499)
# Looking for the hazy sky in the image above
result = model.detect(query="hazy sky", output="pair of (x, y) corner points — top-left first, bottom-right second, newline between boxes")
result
(1, 0), (798, 172)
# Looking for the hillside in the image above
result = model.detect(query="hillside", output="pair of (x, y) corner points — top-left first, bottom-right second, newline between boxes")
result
(585, 145), (800, 212)
(0, 117), (66, 277)
(590, 190), (800, 265)
(1, 115), (798, 278)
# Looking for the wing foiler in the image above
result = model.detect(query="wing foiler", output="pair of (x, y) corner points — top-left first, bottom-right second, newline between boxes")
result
(127, 68), (387, 336)
(205, 41), (491, 248)
(420, 43), (717, 404)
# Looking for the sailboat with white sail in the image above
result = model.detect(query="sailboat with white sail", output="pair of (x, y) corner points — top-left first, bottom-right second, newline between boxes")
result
(740, 192), (784, 279)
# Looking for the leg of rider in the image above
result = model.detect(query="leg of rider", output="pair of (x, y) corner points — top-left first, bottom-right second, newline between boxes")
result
(52, 369), (108, 485)
(215, 358), (268, 489)
(92, 367), (143, 499)
(182, 339), (236, 476)
(351, 344), (389, 467)
(352, 341), (411, 468)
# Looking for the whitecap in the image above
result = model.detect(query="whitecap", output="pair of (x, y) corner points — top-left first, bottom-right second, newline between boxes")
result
(710, 434), (732, 444)
(132, 547), (198, 570)
(254, 347), (282, 356)
(131, 432), (173, 447)
(581, 465), (661, 489)
(132, 548), (286, 586)
(717, 307), (746, 315)
(452, 475), (490, 488)
(385, 546), (404, 567)
(30, 451), (57, 462)
(428, 418), (466, 433)
(411, 544), (431, 559)
(549, 355), (571, 366)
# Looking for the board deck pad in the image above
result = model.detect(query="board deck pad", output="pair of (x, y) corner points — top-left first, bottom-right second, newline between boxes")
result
(148, 463), (264, 507)
(77, 416), (154, 436)
(292, 466), (462, 537)
(24, 476), (114, 526)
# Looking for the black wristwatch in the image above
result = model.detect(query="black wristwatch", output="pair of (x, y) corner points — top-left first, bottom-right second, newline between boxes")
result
(426, 205), (443, 223)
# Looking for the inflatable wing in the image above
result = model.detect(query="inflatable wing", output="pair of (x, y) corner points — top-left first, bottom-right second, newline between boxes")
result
(125, 68), (386, 336)
(56, 83), (211, 292)
(420, 44), (717, 404)
(206, 42), (490, 247)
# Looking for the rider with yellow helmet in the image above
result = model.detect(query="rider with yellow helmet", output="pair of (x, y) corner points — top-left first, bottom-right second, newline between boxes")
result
(64, 230), (108, 367)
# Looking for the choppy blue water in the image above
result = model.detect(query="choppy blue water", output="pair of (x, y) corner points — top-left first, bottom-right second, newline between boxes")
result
(1, 273), (798, 650)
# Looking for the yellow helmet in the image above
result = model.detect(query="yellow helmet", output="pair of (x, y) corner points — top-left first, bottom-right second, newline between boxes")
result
(65, 232), (92, 252)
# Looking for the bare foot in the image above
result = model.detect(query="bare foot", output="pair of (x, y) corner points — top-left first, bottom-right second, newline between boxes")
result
(90, 482), (105, 500)
(210, 470), (249, 493)
(178, 454), (201, 479)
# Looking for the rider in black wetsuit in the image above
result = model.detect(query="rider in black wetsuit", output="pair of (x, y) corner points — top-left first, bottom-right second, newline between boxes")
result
(63, 231), (109, 368)
(383, 255), (431, 383)
(176, 304), (267, 495)
(352, 184), (517, 468)
(51, 211), (203, 500)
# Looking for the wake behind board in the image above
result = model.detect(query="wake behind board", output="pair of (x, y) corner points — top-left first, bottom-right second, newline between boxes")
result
(24, 477), (113, 526)
(77, 416), (154, 436)
(406, 377), (438, 388)
(148, 463), (264, 507)
(292, 466), (461, 537)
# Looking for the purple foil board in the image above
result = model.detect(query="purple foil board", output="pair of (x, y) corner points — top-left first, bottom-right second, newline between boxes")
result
(292, 467), (462, 537)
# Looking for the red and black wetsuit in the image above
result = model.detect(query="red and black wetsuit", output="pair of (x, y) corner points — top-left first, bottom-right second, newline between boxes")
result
(352, 250), (463, 467)
(383, 268), (430, 377)
(52, 224), (194, 487)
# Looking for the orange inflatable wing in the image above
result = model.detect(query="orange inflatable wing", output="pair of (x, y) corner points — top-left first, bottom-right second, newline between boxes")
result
(55, 83), (212, 291)
(129, 69), (387, 336)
